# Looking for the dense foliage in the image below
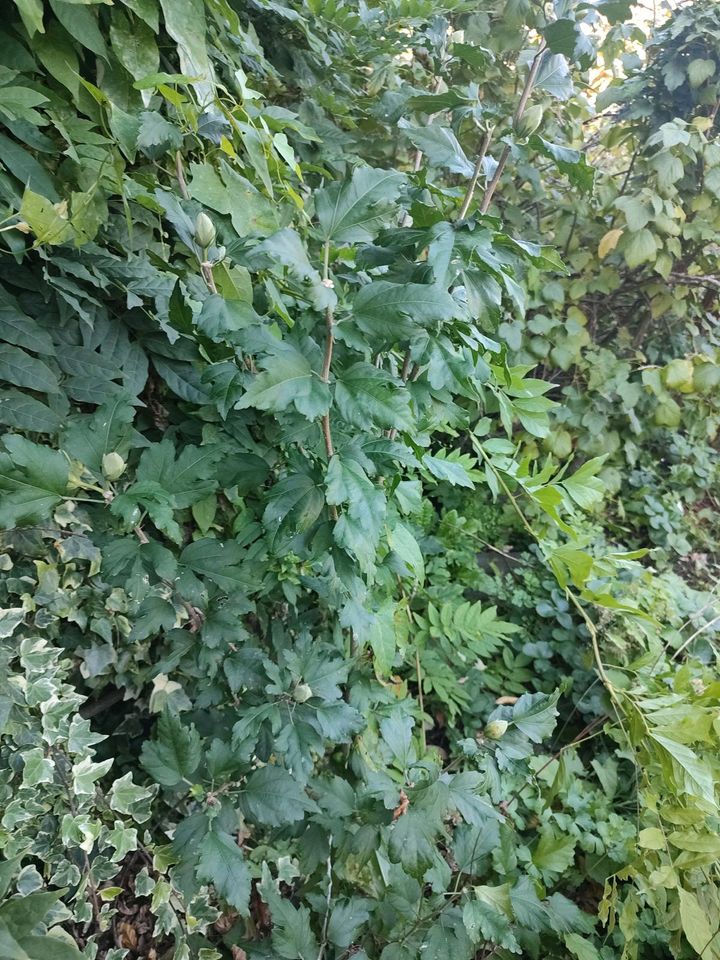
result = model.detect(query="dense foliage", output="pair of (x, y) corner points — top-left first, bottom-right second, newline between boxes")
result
(0, 0), (719, 958)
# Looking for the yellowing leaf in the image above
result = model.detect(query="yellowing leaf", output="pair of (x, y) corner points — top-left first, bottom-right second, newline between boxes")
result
(678, 888), (715, 957)
(638, 827), (665, 850)
(598, 228), (623, 259)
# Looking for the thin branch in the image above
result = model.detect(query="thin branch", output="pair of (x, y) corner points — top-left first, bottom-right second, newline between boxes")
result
(669, 272), (720, 290)
(175, 150), (189, 199)
(480, 42), (547, 214)
(388, 349), (414, 441)
(457, 128), (493, 220)
(671, 612), (720, 662)
(319, 240), (338, 518)
(472, 437), (617, 699)
(316, 839), (334, 960)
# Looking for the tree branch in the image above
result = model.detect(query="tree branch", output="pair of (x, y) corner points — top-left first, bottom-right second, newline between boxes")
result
(480, 42), (547, 214)
(457, 128), (493, 220)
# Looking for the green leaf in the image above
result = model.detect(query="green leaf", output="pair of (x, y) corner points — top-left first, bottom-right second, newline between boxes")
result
(240, 766), (317, 826)
(109, 9), (159, 81)
(316, 166), (406, 243)
(141, 711), (202, 787)
(136, 111), (183, 160)
(561, 457), (606, 510)
(13, 0), (45, 36)
(179, 538), (253, 593)
(511, 689), (560, 742)
(0, 391), (63, 434)
(353, 282), (459, 344)
(196, 828), (251, 914)
(0, 87), (48, 125)
(236, 344), (330, 420)
(158, 0), (213, 102)
(260, 867), (319, 960)
(19, 188), (72, 245)
(528, 136), (594, 193)
(532, 828), (576, 880)
(62, 396), (136, 473)
(136, 439), (220, 508)
(0, 434), (68, 527)
(326, 455), (386, 571)
(400, 122), (474, 177)
(462, 900), (521, 952)
(535, 53), (573, 100)
(327, 899), (372, 949)
(509, 876), (547, 931)
(650, 733), (716, 807)
(565, 933), (602, 960)
(335, 363), (413, 432)
(615, 196), (651, 231)
(263, 472), (325, 549)
(687, 58), (716, 88)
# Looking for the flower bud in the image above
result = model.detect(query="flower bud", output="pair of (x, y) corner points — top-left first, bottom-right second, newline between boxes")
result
(293, 683), (313, 703)
(513, 104), (543, 141)
(102, 452), (126, 481)
(194, 212), (216, 249)
(484, 719), (509, 740)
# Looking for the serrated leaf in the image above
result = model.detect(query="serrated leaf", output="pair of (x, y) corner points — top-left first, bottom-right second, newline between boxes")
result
(532, 828), (576, 880)
(236, 344), (330, 420)
(353, 281), (459, 343)
(0, 391), (63, 434)
(335, 362), (413, 432)
(326, 454), (386, 571)
(511, 689), (560, 742)
(0, 434), (68, 527)
(141, 711), (202, 787)
(263, 472), (325, 549)
(400, 122), (474, 176)
(240, 766), (317, 826)
(316, 166), (405, 243)
(529, 136), (594, 193)
(196, 828), (250, 914)
(0, 345), (60, 394)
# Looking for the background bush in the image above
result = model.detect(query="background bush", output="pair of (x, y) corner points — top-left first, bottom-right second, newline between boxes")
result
(0, 0), (719, 958)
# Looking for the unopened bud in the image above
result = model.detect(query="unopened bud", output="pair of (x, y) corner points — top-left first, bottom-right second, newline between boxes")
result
(102, 452), (126, 481)
(194, 212), (216, 249)
(484, 719), (509, 740)
(513, 104), (543, 141)
(293, 683), (313, 703)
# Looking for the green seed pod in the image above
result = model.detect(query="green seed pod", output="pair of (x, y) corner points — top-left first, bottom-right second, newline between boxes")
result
(293, 683), (313, 703)
(485, 719), (509, 740)
(513, 104), (543, 141)
(194, 212), (216, 249)
(102, 451), (126, 481)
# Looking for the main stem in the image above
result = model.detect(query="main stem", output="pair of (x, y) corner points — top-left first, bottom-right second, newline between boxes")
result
(320, 240), (338, 519)
(479, 41), (547, 214)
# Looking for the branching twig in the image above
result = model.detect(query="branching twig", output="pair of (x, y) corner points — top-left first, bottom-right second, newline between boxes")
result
(457, 128), (493, 220)
(480, 42), (547, 214)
